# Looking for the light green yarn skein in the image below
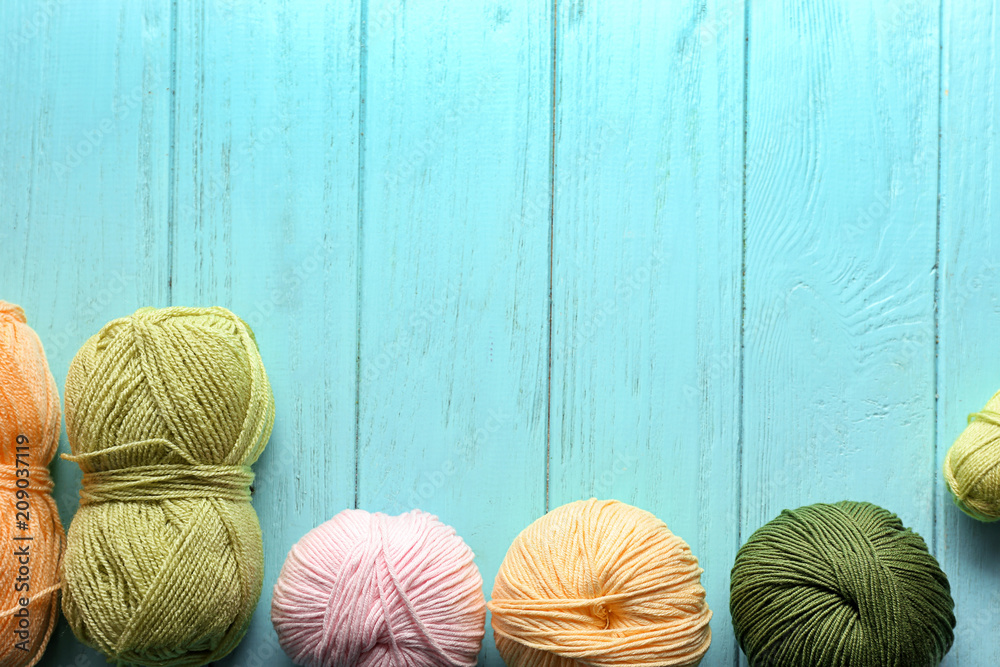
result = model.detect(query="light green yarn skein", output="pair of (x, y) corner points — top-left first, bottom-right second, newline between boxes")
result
(61, 307), (275, 666)
(944, 388), (1000, 521)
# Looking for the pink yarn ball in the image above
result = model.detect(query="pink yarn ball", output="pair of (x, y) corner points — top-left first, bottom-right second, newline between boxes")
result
(271, 509), (486, 667)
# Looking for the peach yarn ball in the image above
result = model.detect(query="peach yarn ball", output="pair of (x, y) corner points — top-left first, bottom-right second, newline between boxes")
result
(489, 499), (712, 667)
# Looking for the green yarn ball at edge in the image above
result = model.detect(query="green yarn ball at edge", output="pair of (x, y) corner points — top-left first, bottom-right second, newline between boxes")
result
(730, 501), (955, 667)
(61, 307), (276, 667)
(944, 389), (1000, 522)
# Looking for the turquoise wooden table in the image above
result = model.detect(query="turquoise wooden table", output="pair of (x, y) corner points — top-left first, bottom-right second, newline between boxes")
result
(3, 0), (1000, 665)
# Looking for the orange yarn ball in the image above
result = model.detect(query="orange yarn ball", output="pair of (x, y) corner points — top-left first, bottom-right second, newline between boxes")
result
(0, 302), (65, 667)
(489, 499), (712, 667)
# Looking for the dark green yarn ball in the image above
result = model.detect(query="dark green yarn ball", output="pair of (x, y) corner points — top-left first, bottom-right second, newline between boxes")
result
(730, 501), (955, 667)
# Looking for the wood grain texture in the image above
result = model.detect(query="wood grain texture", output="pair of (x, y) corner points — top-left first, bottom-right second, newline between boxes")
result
(1, 2), (171, 664)
(356, 0), (551, 664)
(169, 1), (361, 664)
(549, 0), (744, 664)
(937, 0), (1000, 664)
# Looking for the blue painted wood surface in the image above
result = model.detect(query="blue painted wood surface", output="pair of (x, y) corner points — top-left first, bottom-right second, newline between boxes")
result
(1, 0), (998, 665)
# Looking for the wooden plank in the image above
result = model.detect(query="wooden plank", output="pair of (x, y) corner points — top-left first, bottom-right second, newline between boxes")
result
(548, 0), (744, 664)
(170, 1), (360, 663)
(355, 0), (551, 664)
(937, 0), (1000, 663)
(0, 1), (171, 664)
(743, 0), (939, 654)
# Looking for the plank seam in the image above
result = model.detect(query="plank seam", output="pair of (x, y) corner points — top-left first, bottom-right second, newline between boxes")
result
(354, 0), (369, 511)
(166, 0), (179, 304)
(545, 0), (557, 514)
(932, 0), (945, 557)
(737, 0), (750, 665)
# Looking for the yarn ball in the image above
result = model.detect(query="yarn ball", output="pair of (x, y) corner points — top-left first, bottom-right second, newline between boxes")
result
(271, 509), (486, 667)
(61, 306), (275, 666)
(730, 501), (955, 667)
(489, 498), (712, 667)
(0, 302), (65, 667)
(944, 389), (1000, 521)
